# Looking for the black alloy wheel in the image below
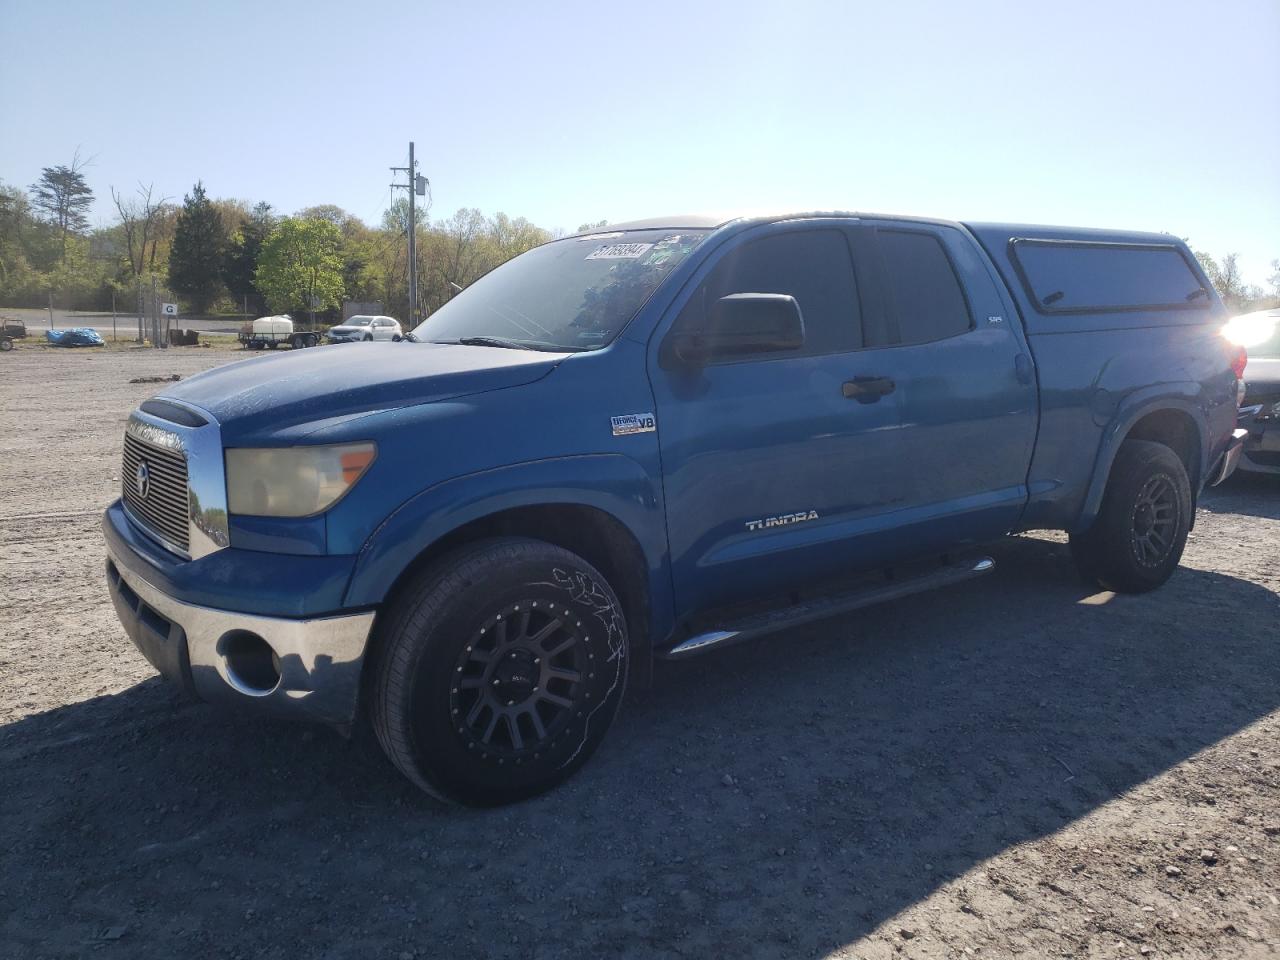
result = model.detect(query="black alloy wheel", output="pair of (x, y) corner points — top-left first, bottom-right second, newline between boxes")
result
(450, 600), (590, 760)
(371, 538), (629, 805)
(1069, 439), (1191, 593)
(1129, 473), (1179, 568)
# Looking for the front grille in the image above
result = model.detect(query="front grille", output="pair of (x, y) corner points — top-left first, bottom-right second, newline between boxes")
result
(122, 432), (190, 552)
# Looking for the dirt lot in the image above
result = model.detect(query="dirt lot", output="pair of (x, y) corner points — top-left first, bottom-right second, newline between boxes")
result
(1, 346), (1278, 959)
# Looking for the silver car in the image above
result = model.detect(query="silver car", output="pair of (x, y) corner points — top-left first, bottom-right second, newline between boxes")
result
(327, 315), (403, 343)
(1230, 309), (1280, 475)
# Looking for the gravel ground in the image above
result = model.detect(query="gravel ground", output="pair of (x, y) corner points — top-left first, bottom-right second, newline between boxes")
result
(1, 347), (1278, 959)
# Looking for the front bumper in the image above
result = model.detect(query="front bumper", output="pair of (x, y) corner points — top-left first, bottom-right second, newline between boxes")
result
(105, 543), (375, 727)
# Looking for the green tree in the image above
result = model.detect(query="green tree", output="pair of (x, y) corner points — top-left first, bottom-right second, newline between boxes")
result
(1195, 249), (1280, 313)
(29, 154), (95, 261)
(169, 182), (228, 312)
(255, 217), (345, 323)
(222, 201), (275, 314)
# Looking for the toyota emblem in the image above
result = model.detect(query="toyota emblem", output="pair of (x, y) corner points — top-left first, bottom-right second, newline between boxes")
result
(135, 460), (151, 500)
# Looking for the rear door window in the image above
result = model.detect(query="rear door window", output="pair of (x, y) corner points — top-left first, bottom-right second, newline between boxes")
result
(876, 229), (973, 344)
(1010, 239), (1208, 313)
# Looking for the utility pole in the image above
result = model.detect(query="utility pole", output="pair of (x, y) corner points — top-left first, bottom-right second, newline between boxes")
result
(390, 142), (427, 330)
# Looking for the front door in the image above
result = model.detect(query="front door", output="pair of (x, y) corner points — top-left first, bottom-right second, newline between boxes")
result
(649, 220), (917, 617)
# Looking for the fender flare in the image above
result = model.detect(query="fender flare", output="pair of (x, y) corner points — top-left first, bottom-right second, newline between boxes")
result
(1074, 386), (1209, 533)
(342, 454), (675, 642)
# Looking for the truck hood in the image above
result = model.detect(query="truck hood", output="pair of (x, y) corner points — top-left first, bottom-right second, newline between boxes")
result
(158, 342), (565, 442)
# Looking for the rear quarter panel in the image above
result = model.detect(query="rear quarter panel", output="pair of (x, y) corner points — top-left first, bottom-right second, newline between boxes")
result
(964, 224), (1237, 531)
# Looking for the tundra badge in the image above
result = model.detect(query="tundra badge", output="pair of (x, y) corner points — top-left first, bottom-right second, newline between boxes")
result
(745, 510), (819, 532)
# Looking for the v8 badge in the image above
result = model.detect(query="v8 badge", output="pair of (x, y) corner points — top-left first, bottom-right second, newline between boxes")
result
(611, 413), (656, 436)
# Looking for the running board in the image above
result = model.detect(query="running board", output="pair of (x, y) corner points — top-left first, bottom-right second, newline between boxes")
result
(660, 556), (995, 660)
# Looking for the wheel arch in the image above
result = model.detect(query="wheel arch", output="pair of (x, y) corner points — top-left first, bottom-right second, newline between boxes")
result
(1075, 393), (1207, 534)
(345, 456), (673, 681)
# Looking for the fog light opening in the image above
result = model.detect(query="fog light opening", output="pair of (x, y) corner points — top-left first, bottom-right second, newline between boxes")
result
(218, 630), (281, 696)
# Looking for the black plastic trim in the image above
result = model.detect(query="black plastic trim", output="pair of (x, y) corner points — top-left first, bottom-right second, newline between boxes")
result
(139, 399), (208, 427)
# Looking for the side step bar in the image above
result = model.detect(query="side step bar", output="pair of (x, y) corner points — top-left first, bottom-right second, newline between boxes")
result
(660, 555), (995, 660)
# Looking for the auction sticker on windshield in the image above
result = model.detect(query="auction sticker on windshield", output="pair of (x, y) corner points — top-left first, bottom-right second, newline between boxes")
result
(586, 243), (653, 260)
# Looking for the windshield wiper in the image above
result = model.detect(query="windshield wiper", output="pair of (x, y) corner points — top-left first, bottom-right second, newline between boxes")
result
(433, 336), (587, 353)
(455, 336), (528, 350)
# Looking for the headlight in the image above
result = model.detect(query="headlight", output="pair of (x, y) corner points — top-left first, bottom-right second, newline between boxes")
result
(225, 443), (376, 517)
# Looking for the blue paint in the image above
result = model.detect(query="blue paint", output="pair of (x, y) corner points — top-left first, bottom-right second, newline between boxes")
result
(105, 212), (1241, 651)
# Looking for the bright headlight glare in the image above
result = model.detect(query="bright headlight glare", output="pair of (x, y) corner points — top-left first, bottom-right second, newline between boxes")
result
(225, 443), (376, 517)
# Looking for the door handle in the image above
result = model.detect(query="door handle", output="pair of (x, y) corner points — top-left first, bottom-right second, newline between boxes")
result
(842, 376), (895, 403)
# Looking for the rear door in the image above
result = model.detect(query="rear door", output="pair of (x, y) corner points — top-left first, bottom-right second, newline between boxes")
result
(650, 220), (920, 615)
(859, 220), (1038, 547)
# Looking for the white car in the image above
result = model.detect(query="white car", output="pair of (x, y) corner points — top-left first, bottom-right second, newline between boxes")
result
(327, 315), (403, 343)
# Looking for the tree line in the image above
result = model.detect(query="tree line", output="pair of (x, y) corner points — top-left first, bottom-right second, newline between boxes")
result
(2, 155), (1277, 323)
(0, 156), (568, 326)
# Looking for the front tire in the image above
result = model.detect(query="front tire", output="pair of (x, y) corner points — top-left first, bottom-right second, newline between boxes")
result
(1069, 439), (1192, 593)
(371, 538), (629, 806)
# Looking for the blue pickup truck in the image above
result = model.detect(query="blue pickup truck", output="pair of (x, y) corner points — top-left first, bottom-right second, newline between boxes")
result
(104, 212), (1246, 805)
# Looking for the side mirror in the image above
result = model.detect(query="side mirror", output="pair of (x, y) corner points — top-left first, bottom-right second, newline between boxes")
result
(667, 293), (805, 366)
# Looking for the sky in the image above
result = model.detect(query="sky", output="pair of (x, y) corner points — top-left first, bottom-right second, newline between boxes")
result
(2, 0), (1277, 285)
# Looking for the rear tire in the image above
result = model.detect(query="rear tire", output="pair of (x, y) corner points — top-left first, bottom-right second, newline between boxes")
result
(1069, 439), (1192, 593)
(371, 538), (629, 806)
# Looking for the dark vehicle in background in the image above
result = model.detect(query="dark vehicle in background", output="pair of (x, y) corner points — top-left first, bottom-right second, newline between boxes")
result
(103, 212), (1247, 806)
(1231, 308), (1280, 475)
(0, 320), (27, 351)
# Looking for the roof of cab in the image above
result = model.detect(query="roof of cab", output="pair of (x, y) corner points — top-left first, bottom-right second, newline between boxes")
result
(569, 213), (1181, 249)
(567, 210), (967, 238)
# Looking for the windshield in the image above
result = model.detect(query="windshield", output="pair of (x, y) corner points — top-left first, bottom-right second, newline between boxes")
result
(346, 317), (374, 327)
(419, 229), (709, 351)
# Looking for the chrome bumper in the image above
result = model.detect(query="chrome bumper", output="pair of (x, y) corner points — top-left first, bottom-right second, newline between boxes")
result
(105, 546), (375, 727)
